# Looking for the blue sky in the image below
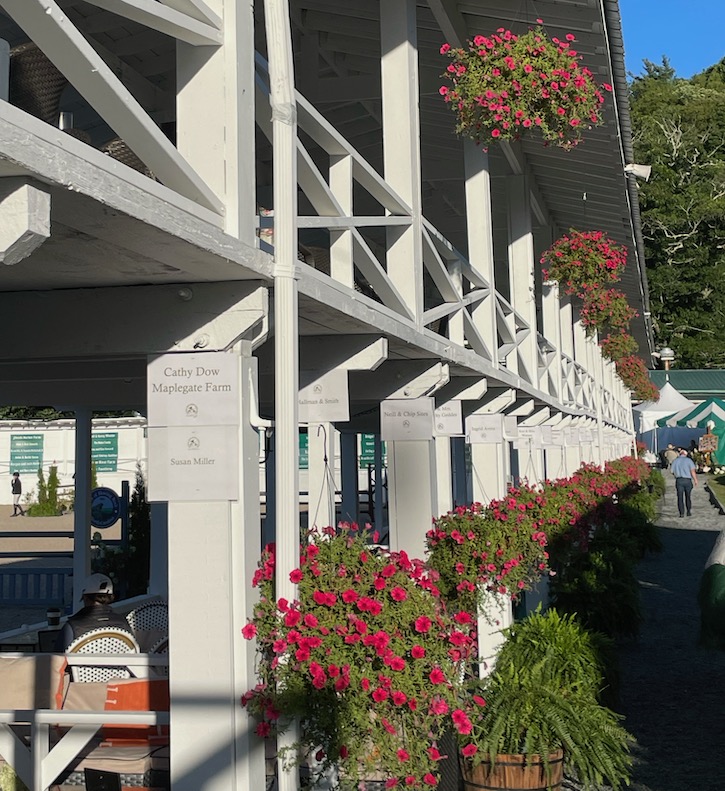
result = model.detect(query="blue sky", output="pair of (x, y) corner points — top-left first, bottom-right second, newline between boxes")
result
(619, 0), (725, 78)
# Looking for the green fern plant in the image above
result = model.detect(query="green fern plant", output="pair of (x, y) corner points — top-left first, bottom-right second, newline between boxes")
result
(458, 610), (634, 790)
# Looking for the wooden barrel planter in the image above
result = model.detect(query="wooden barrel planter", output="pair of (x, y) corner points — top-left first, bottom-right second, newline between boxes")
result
(462, 750), (564, 791)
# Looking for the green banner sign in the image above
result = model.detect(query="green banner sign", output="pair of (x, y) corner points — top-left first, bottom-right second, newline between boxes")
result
(359, 434), (386, 469)
(92, 432), (119, 473)
(10, 434), (44, 475)
(299, 431), (309, 471)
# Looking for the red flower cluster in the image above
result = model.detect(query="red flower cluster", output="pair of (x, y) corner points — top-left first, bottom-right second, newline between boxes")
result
(614, 354), (659, 402)
(242, 525), (475, 790)
(440, 25), (610, 149)
(540, 228), (651, 400)
(426, 492), (550, 613)
(541, 230), (627, 296)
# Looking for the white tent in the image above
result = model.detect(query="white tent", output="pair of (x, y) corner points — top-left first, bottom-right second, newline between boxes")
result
(633, 382), (696, 432)
(633, 382), (698, 453)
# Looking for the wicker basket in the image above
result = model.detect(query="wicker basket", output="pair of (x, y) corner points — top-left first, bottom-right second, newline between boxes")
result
(9, 42), (67, 124)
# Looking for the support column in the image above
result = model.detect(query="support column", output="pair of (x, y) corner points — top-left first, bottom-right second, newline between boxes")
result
(73, 408), (92, 605)
(435, 436), (453, 515)
(470, 442), (507, 504)
(263, 431), (276, 546)
(176, 0), (255, 243)
(148, 502), (168, 598)
(340, 433), (359, 524)
(308, 423), (337, 529)
(380, 0), (424, 321)
(451, 437), (469, 507)
(464, 142), (497, 360)
(507, 176), (538, 384)
(168, 348), (264, 791)
(387, 441), (437, 559)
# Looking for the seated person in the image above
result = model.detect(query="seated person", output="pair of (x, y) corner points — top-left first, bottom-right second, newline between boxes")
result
(55, 573), (133, 651)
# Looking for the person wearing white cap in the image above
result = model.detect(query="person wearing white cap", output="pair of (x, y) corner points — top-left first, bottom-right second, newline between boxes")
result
(54, 573), (133, 651)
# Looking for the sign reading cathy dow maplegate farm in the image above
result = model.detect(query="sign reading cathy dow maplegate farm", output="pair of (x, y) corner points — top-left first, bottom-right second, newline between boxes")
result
(147, 352), (240, 502)
(147, 351), (240, 427)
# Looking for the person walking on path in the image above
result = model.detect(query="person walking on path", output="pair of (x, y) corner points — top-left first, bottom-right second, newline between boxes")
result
(10, 472), (25, 517)
(670, 449), (697, 517)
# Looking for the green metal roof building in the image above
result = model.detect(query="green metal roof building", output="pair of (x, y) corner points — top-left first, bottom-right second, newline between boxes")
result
(650, 371), (725, 400)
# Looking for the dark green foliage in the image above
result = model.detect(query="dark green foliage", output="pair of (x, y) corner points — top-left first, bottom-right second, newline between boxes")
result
(465, 610), (634, 790)
(27, 466), (65, 516)
(549, 476), (663, 638)
(630, 57), (725, 366)
(496, 609), (620, 707)
(550, 531), (642, 639)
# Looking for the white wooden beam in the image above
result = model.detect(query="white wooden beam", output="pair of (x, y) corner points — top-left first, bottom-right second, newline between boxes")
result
(2, 0), (222, 212)
(0, 282), (268, 357)
(0, 178), (50, 265)
(79, 0), (221, 46)
(426, 0), (468, 46)
(158, 0), (221, 27)
(299, 336), (387, 372)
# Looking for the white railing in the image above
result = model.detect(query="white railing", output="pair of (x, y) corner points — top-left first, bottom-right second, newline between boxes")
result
(0, 653), (169, 791)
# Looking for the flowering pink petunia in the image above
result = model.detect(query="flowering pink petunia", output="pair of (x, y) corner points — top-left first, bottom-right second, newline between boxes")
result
(415, 616), (432, 633)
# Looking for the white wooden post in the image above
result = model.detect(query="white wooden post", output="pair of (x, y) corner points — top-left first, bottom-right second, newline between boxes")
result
(435, 436), (453, 515)
(470, 441), (508, 504)
(167, 348), (265, 791)
(464, 142), (498, 360)
(380, 0), (424, 322)
(507, 175), (538, 384)
(387, 440), (437, 560)
(73, 407), (92, 606)
(176, 0), (255, 242)
(263, 4), (301, 791)
(307, 423), (337, 529)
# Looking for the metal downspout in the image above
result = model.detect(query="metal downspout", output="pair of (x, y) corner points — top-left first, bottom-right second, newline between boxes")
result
(263, 3), (300, 791)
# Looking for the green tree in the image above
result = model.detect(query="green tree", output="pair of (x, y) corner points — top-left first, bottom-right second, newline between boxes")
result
(630, 58), (725, 367)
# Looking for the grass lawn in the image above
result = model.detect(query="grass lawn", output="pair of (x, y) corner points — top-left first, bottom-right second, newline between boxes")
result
(706, 473), (725, 510)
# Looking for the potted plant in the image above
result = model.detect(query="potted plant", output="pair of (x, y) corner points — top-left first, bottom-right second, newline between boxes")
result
(579, 285), (638, 335)
(456, 609), (634, 791)
(242, 525), (475, 790)
(439, 25), (611, 149)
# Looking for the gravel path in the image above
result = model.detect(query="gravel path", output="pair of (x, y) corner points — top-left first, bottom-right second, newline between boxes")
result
(615, 472), (725, 791)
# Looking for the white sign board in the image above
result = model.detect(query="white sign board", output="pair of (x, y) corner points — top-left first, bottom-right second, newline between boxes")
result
(434, 401), (463, 437)
(147, 426), (239, 502)
(466, 414), (504, 444)
(299, 370), (350, 423)
(147, 352), (240, 427)
(517, 425), (541, 448)
(541, 426), (553, 445)
(380, 398), (435, 441)
(551, 429), (565, 446)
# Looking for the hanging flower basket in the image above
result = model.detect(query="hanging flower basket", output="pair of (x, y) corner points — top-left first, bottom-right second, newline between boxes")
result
(540, 230), (627, 295)
(600, 331), (638, 363)
(579, 285), (638, 335)
(615, 355), (659, 402)
(439, 25), (611, 149)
